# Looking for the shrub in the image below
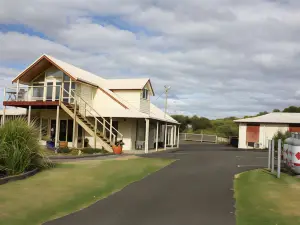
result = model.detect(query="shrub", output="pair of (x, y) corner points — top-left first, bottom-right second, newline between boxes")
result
(273, 131), (291, 149)
(81, 147), (109, 154)
(57, 147), (71, 154)
(0, 118), (52, 176)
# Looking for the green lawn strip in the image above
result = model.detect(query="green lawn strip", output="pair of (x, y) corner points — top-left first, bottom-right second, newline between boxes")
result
(235, 169), (300, 225)
(0, 157), (174, 225)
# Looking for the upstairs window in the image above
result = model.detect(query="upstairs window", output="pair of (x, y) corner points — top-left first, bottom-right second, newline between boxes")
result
(142, 88), (149, 100)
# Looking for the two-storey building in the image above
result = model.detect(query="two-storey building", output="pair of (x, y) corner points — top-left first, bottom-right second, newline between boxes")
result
(2, 54), (179, 153)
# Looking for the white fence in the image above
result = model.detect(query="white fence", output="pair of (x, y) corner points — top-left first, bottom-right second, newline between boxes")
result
(179, 133), (229, 144)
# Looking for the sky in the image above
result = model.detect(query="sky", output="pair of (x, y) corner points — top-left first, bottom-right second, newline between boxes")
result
(0, 0), (300, 119)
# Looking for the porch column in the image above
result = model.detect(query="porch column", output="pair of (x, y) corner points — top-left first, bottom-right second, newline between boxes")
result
(173, 125), (177, 147)
(16, 80), (19, 101)
(94, 118), (97, 149)
(55, 105), (60, 148)
(74, 124), (78, 148)
(171, 126), (174, 148)
(155, 121), (159, 151)
(2, 106), (6, 125)
(28, 106), (31, 125)
(177, 125), (180, 148)
(164, 123), (167, 150)
(72, 96), (77, 148)
(145, 118), (149, 153)
(103, 118), (106, 138)
(109, 117), (112, 143)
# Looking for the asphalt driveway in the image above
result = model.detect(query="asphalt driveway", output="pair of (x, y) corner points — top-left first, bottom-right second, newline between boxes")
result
(45, 143), (267, 225)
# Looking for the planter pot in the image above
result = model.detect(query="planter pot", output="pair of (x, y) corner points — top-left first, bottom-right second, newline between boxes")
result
(59, 141), (68, 148)
(112, 145), (123, 154)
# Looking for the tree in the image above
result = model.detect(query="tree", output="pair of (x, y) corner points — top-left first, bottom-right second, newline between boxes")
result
(190, 115), (212, 131)
(283, 106), (300, 113)
(171, 115), (190, 132)
(256, 111), (268, 116)
(273, 109), (280, 112)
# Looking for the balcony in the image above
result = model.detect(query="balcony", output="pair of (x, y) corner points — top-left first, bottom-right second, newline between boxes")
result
(3, 85), (70, 108)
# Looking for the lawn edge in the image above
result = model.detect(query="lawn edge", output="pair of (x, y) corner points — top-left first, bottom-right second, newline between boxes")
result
(42, 158), (176, 225)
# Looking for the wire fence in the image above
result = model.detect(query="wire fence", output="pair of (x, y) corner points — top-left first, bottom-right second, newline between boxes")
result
(179, 133), (229, 144)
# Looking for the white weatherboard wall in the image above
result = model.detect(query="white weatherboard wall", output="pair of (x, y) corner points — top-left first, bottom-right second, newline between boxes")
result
(93, 88), (127, 115)
(112, 90), (140, 110)
(140, 98), (150, 114)
(117, 118), (137, 151)
(259, 124), (289, 149)
(238, 123), (247, 149)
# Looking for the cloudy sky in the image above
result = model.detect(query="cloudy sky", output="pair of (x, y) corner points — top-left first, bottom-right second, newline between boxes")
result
(0, 0), (300, 118)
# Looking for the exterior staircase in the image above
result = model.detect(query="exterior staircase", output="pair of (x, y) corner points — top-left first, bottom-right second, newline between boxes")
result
(60, 89), (123, 152)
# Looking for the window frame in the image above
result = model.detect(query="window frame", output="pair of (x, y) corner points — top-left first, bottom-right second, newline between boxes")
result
(142, 88), (149, 100)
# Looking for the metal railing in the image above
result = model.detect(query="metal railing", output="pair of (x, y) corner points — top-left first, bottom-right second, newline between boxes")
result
(179, 133), (218, 143)
(62, 88), (123, 145)
(4, 85), (61, 102)
(4, 85), (124, 145)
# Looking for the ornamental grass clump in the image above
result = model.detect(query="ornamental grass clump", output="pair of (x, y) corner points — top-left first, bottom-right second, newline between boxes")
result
(0, 118), (52, 176)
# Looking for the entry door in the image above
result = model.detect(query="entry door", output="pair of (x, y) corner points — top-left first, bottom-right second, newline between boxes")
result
(50, 120), (56, 140)
(45, 79), (62, 101)
(59, 120), (67, 141)
(46, 82), (54, 101)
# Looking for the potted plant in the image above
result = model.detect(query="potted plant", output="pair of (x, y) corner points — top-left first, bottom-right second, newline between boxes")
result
(112, 140), (124, 154)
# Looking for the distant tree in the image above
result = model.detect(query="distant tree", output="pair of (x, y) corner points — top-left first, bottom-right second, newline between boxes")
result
(283, 106), (300, 113)
(190, 115), (212, 131)
(273, 109), (280, 112)
(256, 111), (268, 116)
(171, 115), (190, 132)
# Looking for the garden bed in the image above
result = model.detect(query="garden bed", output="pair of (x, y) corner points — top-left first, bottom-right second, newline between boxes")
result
(0, 168), (39, 185)
(48, 152), (114, 160)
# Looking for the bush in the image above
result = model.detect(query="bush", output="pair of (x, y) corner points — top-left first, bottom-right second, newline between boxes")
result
(80, 147), (109, 154)
(57, 147), (71, 154)
(273, 131), (291, 149)
(0, 118), (52, 176)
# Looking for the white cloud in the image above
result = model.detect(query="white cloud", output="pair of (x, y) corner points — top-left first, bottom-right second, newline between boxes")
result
(0, 0), (300, 117)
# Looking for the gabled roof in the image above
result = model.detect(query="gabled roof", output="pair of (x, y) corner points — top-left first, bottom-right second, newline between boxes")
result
(150, 103), (179, 124)
(234, 113), (300, 124)
(11, 54), (178, 124)
(13, 54), (106, 87)
(105, 78), (154, 95)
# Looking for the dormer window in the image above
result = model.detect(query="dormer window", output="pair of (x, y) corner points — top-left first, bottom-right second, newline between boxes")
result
(142, 88), (149, 100)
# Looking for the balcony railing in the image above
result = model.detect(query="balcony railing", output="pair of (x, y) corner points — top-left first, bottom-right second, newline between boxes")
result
(4, 85), (67, 102)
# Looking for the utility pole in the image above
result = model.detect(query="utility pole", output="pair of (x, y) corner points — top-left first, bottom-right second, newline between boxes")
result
(164, 85), (171, 118)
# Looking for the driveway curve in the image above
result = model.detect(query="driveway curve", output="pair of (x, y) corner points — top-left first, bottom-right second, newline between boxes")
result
(45, 143), (267, 225)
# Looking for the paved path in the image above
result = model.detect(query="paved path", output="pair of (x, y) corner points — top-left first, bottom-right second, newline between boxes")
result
(45, 143), (267, 225)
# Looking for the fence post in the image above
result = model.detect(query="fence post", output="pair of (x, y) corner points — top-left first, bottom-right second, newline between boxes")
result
(277, 139), (281, 178)
(271, 139), (275, 173)
(185, 133), (187, 140)
(268, 140), (271, 170)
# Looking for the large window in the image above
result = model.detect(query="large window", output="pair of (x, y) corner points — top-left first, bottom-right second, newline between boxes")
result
(142, 89), (148, 100)
(32, 84), (44, 99)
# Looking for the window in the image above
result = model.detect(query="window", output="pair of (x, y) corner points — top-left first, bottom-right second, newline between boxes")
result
(142, 89), (148, 100)
(63, 73), (70, 82)
(32, 83), (44, 99)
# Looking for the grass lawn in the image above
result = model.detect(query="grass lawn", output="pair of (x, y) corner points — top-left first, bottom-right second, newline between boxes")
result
(0, 157), (174, 225)
(235, 169), (300, 225)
